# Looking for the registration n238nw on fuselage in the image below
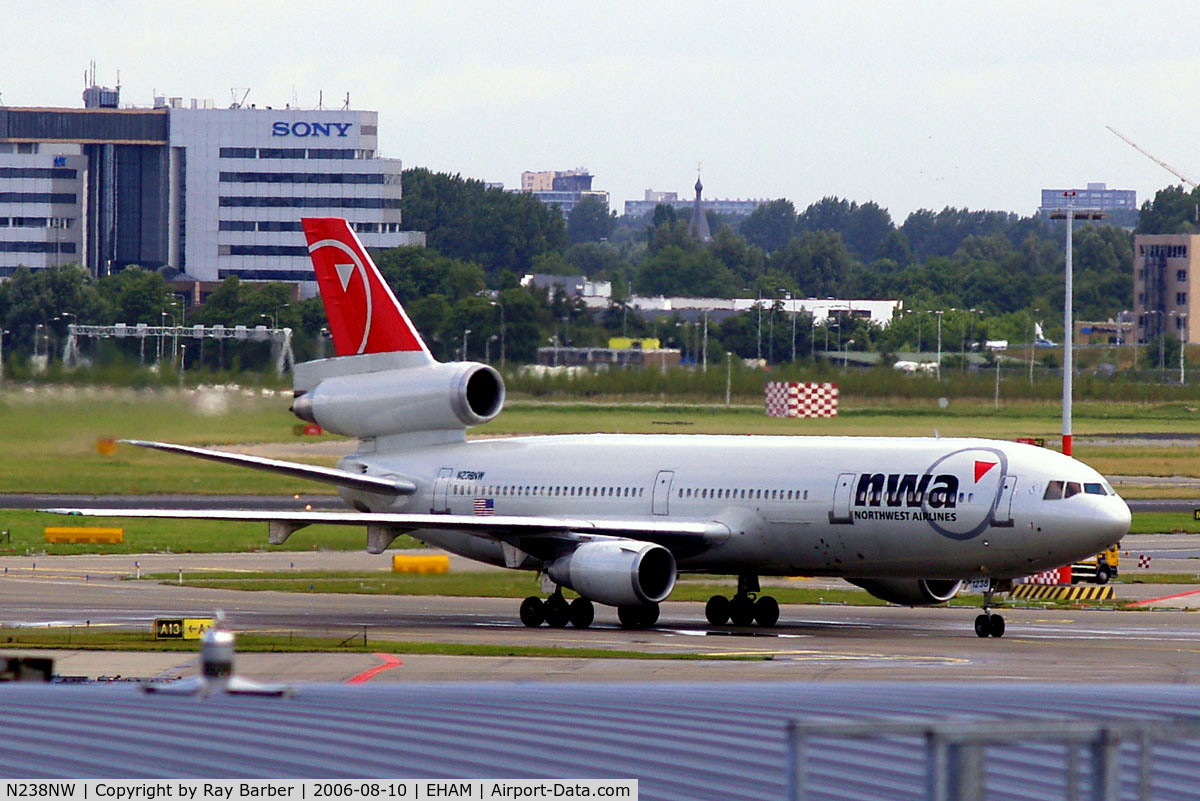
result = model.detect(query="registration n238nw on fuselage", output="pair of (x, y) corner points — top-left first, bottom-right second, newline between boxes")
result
(50, 218), (1130, 636)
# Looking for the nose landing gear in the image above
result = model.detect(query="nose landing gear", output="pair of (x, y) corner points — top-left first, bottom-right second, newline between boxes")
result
(974, 582), (1005, 638)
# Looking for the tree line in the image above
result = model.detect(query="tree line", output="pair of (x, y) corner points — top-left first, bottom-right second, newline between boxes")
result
(0, 171), (1191, 375)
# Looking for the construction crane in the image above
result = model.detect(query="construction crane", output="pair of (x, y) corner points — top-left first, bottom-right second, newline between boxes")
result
(1107, 125), (1198, 188)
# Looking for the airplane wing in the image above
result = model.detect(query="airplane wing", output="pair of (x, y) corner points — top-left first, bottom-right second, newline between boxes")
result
(39, 507), (730, 559)
(121, 439), (416, 496)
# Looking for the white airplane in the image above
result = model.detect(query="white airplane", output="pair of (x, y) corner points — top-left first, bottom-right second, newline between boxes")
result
(47, 218), (1130, 638)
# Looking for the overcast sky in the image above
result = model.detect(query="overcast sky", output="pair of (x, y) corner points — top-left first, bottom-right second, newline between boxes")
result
(5, 1), (1200, 221)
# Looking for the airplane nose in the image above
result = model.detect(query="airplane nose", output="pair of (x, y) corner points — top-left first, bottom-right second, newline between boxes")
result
(1093, 496), (1132, 547)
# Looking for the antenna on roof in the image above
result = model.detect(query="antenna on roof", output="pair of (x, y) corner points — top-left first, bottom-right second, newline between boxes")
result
(230, 88), (251, 109)
(342, 92), (350, 111)
(317, 90), (323, 110)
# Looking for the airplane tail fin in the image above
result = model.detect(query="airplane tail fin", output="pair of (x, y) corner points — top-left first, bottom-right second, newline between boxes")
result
(302, 217), (431, 358)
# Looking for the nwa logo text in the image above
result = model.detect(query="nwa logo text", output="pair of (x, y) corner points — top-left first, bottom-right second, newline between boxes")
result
(855, 473), (959, 509)
(853, 473), (960, 523)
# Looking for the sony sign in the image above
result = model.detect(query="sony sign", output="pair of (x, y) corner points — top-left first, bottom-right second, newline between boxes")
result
(272, 121), (354, 137)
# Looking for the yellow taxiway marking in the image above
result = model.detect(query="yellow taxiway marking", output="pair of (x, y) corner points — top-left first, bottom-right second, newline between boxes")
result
(702, 650), (969, 663)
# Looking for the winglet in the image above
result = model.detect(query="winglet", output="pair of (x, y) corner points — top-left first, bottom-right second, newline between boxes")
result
(302, 217), (431, 357)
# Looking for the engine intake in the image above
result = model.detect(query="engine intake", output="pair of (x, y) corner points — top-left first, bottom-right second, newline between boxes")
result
(547, 541), (677, 607)
(293, 360), (504, 439)
(847, 578), (963, 606)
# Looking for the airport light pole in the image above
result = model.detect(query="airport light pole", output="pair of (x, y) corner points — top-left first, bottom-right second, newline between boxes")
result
(1049, 195), (1104, 456)
(53, 312), (75, 364)
(0, 329), (6, 382)
(462, 328), (471, 361)
(836, 315), (842, 367)
(1171, 311), (1187, 384)
(1182, 316), (1188, 385)
(934, 311), (943, 381)
(491, 301), (505, 369)
(992, 344), (1003, 410)
(1027, 308), (1039, 384)
(756, 293), (762, 361)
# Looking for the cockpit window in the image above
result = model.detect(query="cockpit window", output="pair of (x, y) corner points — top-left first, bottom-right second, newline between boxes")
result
(1044, 481), (1064, 500)
(1064, 482), (1082, 498)
(1084, 482), (1107, 496)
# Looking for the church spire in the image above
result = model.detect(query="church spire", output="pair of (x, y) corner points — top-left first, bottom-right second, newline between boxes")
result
(688, 168), (712, 242)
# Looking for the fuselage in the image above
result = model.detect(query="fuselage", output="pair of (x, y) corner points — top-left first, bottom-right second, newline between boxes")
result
(337, 434), (1130, 582)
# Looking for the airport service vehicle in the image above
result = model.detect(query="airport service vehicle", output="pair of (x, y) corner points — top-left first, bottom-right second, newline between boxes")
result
(1070, 545), (1120, 585)
(48, 218), (1131, 638)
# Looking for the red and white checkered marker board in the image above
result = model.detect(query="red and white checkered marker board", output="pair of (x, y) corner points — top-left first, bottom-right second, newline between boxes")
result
(1023, 566), (1071, 585)
(1139, 554), (1151, 569)
(765, 382), (839, 418)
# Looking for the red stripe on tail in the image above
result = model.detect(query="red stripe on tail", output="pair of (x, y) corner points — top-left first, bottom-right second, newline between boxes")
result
(302, 217), (429, 356)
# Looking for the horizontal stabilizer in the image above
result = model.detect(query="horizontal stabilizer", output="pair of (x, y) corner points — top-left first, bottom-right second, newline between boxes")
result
(120, 439), (415, 496)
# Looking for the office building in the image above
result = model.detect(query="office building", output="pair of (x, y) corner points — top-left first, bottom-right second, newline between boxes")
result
(0, 80), (422, 291)
(518, 168), (609, 215)
(1040, 182), (1137, 226)
(1133, 233), (1199, 344)
(623, 188), (766, 218)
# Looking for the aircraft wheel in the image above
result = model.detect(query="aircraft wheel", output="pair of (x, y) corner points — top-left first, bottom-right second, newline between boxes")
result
(569, 597), (594, 629)
(705, 595), (730, 626)
(618, 603), (659, 629)
(988, 614), (1005, 638)
(544, 595), (571, 628)
(754, 596), (780, 628)
(974, 614), (990, 638)
(519, 596), (545, 628)
(729, 594), (756, 627)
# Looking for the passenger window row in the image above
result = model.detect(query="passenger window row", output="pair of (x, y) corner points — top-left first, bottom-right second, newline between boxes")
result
(678, 487), (808, 502)
(452, 484), (645, 498)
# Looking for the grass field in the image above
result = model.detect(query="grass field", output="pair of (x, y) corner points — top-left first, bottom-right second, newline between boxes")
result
(0, 509), (422, 554)
(0, 387), (329, 494)
(0, 628), (763, 660)
(3, 388), (1200, 496)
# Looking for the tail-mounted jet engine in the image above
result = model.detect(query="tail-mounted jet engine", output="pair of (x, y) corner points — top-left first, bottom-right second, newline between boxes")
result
(292, 360), (504, 439)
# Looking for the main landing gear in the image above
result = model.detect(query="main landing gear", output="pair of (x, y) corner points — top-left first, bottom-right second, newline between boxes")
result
(519, 590), (595, 629)
(518, 589), (660, 629)
(705, 574), (780, 628)
(974, 583), (1005, 638)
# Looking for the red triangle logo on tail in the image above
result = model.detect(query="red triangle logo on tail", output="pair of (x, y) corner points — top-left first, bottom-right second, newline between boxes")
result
(302, 217), (430, 358)
(974, 460), (997, 483)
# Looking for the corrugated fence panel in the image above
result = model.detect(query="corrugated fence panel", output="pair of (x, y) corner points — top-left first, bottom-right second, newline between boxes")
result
(4, 682), (1200, 800)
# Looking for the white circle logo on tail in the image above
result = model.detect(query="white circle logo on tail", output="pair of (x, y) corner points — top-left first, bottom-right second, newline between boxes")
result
(309, 238), (373, 354)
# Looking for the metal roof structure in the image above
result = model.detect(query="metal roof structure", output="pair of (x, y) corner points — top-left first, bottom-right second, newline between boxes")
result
(4, 681), (1200, 800)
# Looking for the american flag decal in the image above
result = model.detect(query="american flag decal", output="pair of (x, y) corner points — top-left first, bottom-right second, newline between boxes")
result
(473, 498), (494, 516)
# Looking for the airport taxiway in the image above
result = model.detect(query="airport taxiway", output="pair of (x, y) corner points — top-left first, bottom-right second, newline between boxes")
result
(4, 535), (1200, 684)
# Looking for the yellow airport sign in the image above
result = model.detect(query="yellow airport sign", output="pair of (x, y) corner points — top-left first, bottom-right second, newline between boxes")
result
(154, 617), (214, 640)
